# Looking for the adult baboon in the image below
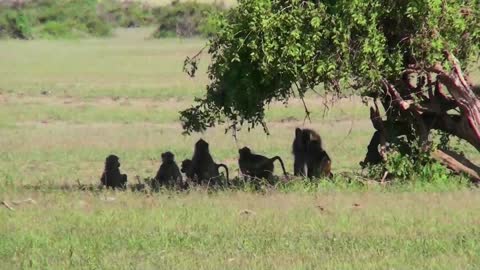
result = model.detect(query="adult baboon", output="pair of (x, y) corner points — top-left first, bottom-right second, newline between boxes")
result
(186, 139), (229, 185)
(100, 154), (127, 189)
(238, 147), (288, 180)
(306, 140), (333, 178)
(154, 151), (183, 189)
(292, 128), (332, 179)
(292, 128), (320, 176)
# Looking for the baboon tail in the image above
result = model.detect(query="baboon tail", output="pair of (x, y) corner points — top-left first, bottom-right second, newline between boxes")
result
(271, 156), (288, 177)
(217, 164), (229, 181)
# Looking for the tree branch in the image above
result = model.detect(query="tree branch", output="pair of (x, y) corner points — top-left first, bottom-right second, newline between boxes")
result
(432, 149), (480, 182)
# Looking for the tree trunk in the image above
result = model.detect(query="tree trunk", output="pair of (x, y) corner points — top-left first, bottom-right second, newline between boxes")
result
(363, 51), (480, 181)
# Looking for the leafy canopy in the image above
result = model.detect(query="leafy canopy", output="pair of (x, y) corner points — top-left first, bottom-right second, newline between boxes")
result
(181, 0), (480, 133)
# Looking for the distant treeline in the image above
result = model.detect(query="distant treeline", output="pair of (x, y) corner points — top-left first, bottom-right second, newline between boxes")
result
(0, 0), (224, 39)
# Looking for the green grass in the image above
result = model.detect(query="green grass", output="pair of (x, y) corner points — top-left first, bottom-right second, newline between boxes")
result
(1, 28), (480, 269)
(0, 29), (208, 98)
(1, 190), (480, 269)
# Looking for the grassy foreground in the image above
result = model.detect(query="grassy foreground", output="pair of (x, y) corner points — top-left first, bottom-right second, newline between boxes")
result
(1, 189), (480, 269)
(1, 28), (480, 269)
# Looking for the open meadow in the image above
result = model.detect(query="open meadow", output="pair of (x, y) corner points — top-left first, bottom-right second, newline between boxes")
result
(1, 28), (480, 269)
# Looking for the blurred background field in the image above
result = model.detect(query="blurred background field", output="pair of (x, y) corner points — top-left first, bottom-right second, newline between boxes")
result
(0, 28), (378, 186)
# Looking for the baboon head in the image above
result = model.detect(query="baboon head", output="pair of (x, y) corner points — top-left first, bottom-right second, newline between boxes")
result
(105, 155), (120, 170)
(295, 128), (302, 138)
(302, 130), (312, 145)
(181, 159), (192, 173)
(161, 151), (175, 163)
(195, 139), (209, 152)
(239, 147), (252, 157)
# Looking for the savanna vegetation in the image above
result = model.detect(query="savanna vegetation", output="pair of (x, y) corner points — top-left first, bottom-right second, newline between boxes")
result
(1, 0), (480, 269)
(0, 0), (222, 39)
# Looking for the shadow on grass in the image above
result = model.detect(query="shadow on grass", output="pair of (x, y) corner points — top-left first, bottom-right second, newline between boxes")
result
(2, 172), (475, 195)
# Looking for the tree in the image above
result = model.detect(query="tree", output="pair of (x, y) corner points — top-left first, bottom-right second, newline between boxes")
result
(181, 0), (480, 180)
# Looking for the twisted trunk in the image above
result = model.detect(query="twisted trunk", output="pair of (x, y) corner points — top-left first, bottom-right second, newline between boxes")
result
(363, 52), (480, 181)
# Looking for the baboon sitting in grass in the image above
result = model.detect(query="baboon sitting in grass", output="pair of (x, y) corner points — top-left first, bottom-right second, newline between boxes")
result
(100, 154), (127, 189)
(292, 128), (332, 179)
(154, 151), (184, 190)
(184, 139), (229, 185)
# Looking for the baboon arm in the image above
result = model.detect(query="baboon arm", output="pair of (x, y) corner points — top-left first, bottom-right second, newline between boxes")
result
(293, 158), (306, 177)
(100, 173), (106, 185)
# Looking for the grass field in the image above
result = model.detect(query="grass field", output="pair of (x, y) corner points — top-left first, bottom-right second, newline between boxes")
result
(1, 28), (480, 269)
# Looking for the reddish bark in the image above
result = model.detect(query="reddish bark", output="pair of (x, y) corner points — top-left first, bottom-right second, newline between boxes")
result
(363, 52), (480, 181)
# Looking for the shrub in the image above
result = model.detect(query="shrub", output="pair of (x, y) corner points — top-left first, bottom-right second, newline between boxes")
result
(0, 0), (225, 39)
(36, 20), (71, 38)
(152, 1), (223, 38)
(364, 134), (468, 184)
(0, 0), (112, 39)
(98, 0), (155, 28)
(0, 10), (33, 39)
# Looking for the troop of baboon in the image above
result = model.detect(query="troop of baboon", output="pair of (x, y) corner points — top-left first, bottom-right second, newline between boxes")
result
(100, 128), (332, 190)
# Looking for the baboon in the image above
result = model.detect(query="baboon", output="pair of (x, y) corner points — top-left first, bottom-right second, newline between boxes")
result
(185, 139), (229, 185)
(292, 128), (320, 176)
(100, 154), (127, 189)
(238, 147), (288, 180)
(180, 159), (194, 179)
(181, 157), (229, 185)
(292, 128), (332, 179)
(154, 151), (183, 189)
(306, 140), (333, 178)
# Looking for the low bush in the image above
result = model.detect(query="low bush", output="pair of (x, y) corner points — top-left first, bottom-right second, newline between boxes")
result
(0, 0), (224, 39)
(0, 0), (113, 39)
(151, 1), (224, 38)
(364, 132), (472, 185)
(98, 0), (155, 28)
(0, 10), (33, 39)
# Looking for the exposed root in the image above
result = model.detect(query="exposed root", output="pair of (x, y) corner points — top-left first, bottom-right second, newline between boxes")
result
(432, 149), (480, 182)
(11, 198), (37, 205)
(1, 201), (14, 211)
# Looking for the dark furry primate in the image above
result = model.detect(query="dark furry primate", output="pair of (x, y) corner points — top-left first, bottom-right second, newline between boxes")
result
(238, 147), (288, 180)
(180, 159), (194, 180)
(154, 151), (183, 189)
(306, 140), (333, 178)
(100, 154), (127, 189)
(185, 139), (229, 185)
(292, 128), (320, 176)
(181, 158), (229, 185)
(292, 128), (332, 179)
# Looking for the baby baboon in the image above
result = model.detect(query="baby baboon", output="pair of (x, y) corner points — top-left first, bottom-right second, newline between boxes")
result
(154, 151), (183, 189)
(181, 159), (194, 180)
(187, 139), (229, 185)
(100, 154), (127, 189)
(238, 147), (288, 180)
(292, 128), (332, 179)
